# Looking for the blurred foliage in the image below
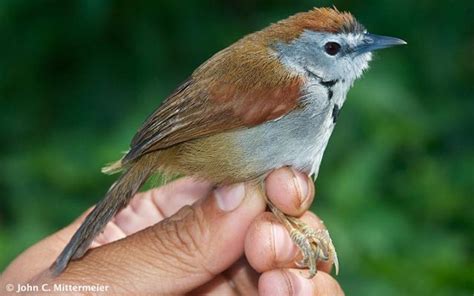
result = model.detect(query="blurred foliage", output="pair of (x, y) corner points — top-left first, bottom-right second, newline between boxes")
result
(0, 0), (472, 295)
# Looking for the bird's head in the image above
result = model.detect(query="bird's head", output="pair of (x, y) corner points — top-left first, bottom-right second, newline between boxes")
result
(260, 7), (406, 85)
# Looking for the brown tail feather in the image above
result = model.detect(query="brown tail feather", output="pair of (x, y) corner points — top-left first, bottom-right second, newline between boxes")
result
(50, 157), (153, 276)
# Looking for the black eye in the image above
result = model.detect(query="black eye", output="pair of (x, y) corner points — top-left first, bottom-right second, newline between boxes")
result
(324, 42), (341, 56)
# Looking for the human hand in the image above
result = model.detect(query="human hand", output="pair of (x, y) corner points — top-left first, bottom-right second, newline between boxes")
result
(1, 167), (343, 295)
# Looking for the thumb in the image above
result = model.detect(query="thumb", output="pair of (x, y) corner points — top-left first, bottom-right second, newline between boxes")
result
(48, 182), (266, 294)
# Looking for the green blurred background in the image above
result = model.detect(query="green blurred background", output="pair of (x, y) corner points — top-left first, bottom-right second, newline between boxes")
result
(1, 0), (472, 294)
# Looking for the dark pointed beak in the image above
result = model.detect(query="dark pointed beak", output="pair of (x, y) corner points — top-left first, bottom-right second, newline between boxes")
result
(354, 33), (406, 55)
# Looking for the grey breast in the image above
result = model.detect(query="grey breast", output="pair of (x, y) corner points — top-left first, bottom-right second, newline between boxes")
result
(231, 80), (344, 178)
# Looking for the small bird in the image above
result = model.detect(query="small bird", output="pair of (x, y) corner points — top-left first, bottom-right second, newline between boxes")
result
(51, 7), (405, 277)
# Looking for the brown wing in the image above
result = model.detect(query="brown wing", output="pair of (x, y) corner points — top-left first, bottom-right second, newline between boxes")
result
(123, 37), (304, 164)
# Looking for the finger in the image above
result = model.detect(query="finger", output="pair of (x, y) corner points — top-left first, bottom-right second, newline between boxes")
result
(223, 257), (259, 295)
(94, 177), (212, 246)
(2, 177), (211, 283)
(142, 176), (213, 217)
(47, 181), (267, 295)
(112, 177), (212, 235)
(265, 167), (314, 217)
(1, 207), (95, 284)
(245, 211), (333, 274)
(259, 269), (344, 296)
(191, 275), (239, 296)
(192, 258), (258, 295)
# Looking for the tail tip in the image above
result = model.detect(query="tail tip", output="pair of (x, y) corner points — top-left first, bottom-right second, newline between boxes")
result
(49, 258), (67, 277)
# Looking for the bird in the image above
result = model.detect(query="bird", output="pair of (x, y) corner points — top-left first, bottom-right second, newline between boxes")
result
(51, 7), (405, 278)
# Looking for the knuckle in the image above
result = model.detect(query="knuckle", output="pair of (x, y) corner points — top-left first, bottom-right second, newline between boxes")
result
(149, 205), (213, 275)
(172, 205), (208, 256)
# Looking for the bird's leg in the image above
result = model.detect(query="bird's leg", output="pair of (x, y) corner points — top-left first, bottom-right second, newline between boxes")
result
(266, 201), (339, 278)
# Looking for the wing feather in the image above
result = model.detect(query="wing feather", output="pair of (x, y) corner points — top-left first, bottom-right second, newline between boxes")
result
(123, 36), (304, 164)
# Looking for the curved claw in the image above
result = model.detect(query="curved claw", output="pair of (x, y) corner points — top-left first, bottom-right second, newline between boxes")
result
(333, 251), (340, 275)
(290, 229), (317, 278)
(268, 205), (340, 278)
(301, 227), (340, 276)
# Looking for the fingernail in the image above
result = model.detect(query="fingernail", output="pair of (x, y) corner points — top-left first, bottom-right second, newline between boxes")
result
(290, 168), (309, 206)
(287, 269), (314, 296)
(214, 183), (246, 212)
(272, 222), (297, 264)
